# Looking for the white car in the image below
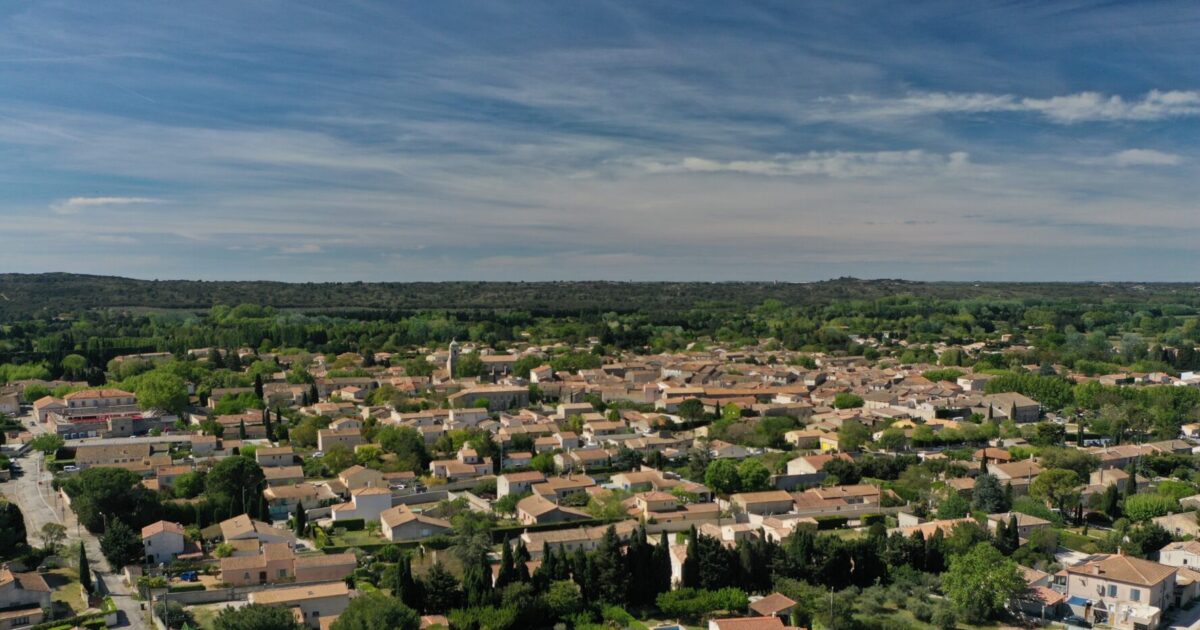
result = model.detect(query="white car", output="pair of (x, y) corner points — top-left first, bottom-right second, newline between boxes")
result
(62, 465), (79, 473)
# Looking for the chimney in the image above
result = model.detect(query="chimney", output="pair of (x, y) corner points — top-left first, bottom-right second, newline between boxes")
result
(1091, 564), (1101, 575)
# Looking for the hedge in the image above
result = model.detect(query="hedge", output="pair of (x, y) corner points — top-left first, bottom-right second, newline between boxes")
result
(860, 514), (885, 526)
(814, 516), (849, 530)
(168, 583), (207, 593)
(334, 518), (366, 531)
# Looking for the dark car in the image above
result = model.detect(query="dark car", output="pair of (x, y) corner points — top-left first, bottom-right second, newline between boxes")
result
(1062, 615), (1091, 628)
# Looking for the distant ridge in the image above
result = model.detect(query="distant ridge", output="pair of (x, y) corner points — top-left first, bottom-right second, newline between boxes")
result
(1, 273), (1197, 318)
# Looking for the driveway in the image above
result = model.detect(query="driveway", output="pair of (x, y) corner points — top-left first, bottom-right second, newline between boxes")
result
(1166, 603), (1200, 630)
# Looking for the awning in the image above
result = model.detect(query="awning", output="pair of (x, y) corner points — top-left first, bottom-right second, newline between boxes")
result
(1066, 596), (1091, 607)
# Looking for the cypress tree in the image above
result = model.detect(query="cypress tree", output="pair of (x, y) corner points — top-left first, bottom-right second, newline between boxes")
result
(1008, 514), (1020, 551)
(254, 373), (264, 400)
(309, 383), (319, 404)
(514, 540), (531, 582)
(496, 539), (516, 589)
(654, 530), (672, 594)
(78, 543), (92, 594)
(393, 555), (423, 612)
(681, 526), (699, 589)
(1003, 481), (1014, 509)
(294, 502), (307, 536)
(239, 419), (247, 440)
(262, 408), (272, 441)
(995, 519), (1011, 554)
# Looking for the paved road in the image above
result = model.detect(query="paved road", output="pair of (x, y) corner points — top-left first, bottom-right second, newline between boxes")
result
(1, 415), (148, 629)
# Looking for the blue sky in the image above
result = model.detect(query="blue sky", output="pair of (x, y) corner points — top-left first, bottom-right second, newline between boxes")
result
(2, 1), (1199, 281)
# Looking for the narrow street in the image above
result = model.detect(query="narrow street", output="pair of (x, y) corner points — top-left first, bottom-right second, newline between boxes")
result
(2, 416), (148, 629)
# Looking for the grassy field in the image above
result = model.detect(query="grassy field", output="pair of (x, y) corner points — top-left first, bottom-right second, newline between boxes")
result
(45, 567), (86, 614)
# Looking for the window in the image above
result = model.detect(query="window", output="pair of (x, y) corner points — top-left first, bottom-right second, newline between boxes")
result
(1131, 589), (1141, 602)
(1108, 584), (1117, 597)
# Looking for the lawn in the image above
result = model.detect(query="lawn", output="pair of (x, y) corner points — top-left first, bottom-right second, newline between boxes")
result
(45, 567), (86, 614)
(330, 529), (386, 547)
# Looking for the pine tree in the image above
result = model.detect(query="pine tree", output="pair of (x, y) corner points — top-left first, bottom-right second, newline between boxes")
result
(294, 502), (307, 536)
(78, 542), (92, 594)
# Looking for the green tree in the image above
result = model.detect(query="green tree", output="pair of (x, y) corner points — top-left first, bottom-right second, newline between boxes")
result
(330, 592), (419, 630)
(78, 542), (93, 594)
(38, 523), (67, 554)
(62, 467), (161, 531)
(101, 519), (146, 569)
(134, 371), (189, 413)
(737, 459), (771, 491)
(937, 492), (970, 519)
(0, 500), (28, 560)
(173, 470), (207, 499)
(60, 354), (88, 379)
(705, 459), (741, 495)
(972, 473), (1007, 513)
(1123, 494), (1177, 522)
(837, 419), (871, 452)
(544, 579), (583, 620)
(422, 562), (462, 613)
(376, 425), (431, 472)
(205, 456), (267, 519)
(678, 398), (706, 421)
(213, 603), (304, 630)
(833, 393), (864, 409)
(941, 542), (1025, 623)
(1029, 468), (1082, 515)
(29, 434), (65, 455)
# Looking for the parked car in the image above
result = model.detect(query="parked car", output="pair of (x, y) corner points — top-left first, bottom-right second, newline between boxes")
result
(62, 465), (79, 473)
(1062, 615), (1091, 628)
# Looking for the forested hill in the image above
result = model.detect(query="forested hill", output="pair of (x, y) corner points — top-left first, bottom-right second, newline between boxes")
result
(2, 273), (1199, 318)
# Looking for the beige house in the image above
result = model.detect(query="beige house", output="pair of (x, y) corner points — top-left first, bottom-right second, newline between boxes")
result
(248, 582), (351, 629)
(220, 544), (356, 587)
(0, 568), (51, 630)
(516, 494), (590, 526)
(1063, 554), (1178, 629)
(317, 428), (363, 452)
(985, 512), (1051, 540)
(730, 491), (794, 516)
(330, 487), (392, 523)
(256, 446), (296, 468)
(338, 465), (385, 491)
(142, 520), (186, 565)
(380, 505), (453, 541)
(497, 471), (546, 498)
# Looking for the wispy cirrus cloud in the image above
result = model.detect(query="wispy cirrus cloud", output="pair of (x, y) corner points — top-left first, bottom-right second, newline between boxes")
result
(50, 196), (163, 215)
(827, 90), (1200, 124)
(637, 150), (970, 179)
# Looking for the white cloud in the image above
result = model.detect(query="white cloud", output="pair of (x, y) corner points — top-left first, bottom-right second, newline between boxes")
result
(638, 150), (970, 179)
(50, 196), (162, 215)
(279, 243), (322, 254)
(829, 90), (1200, 124)
(1110, 149), (1183, 167)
